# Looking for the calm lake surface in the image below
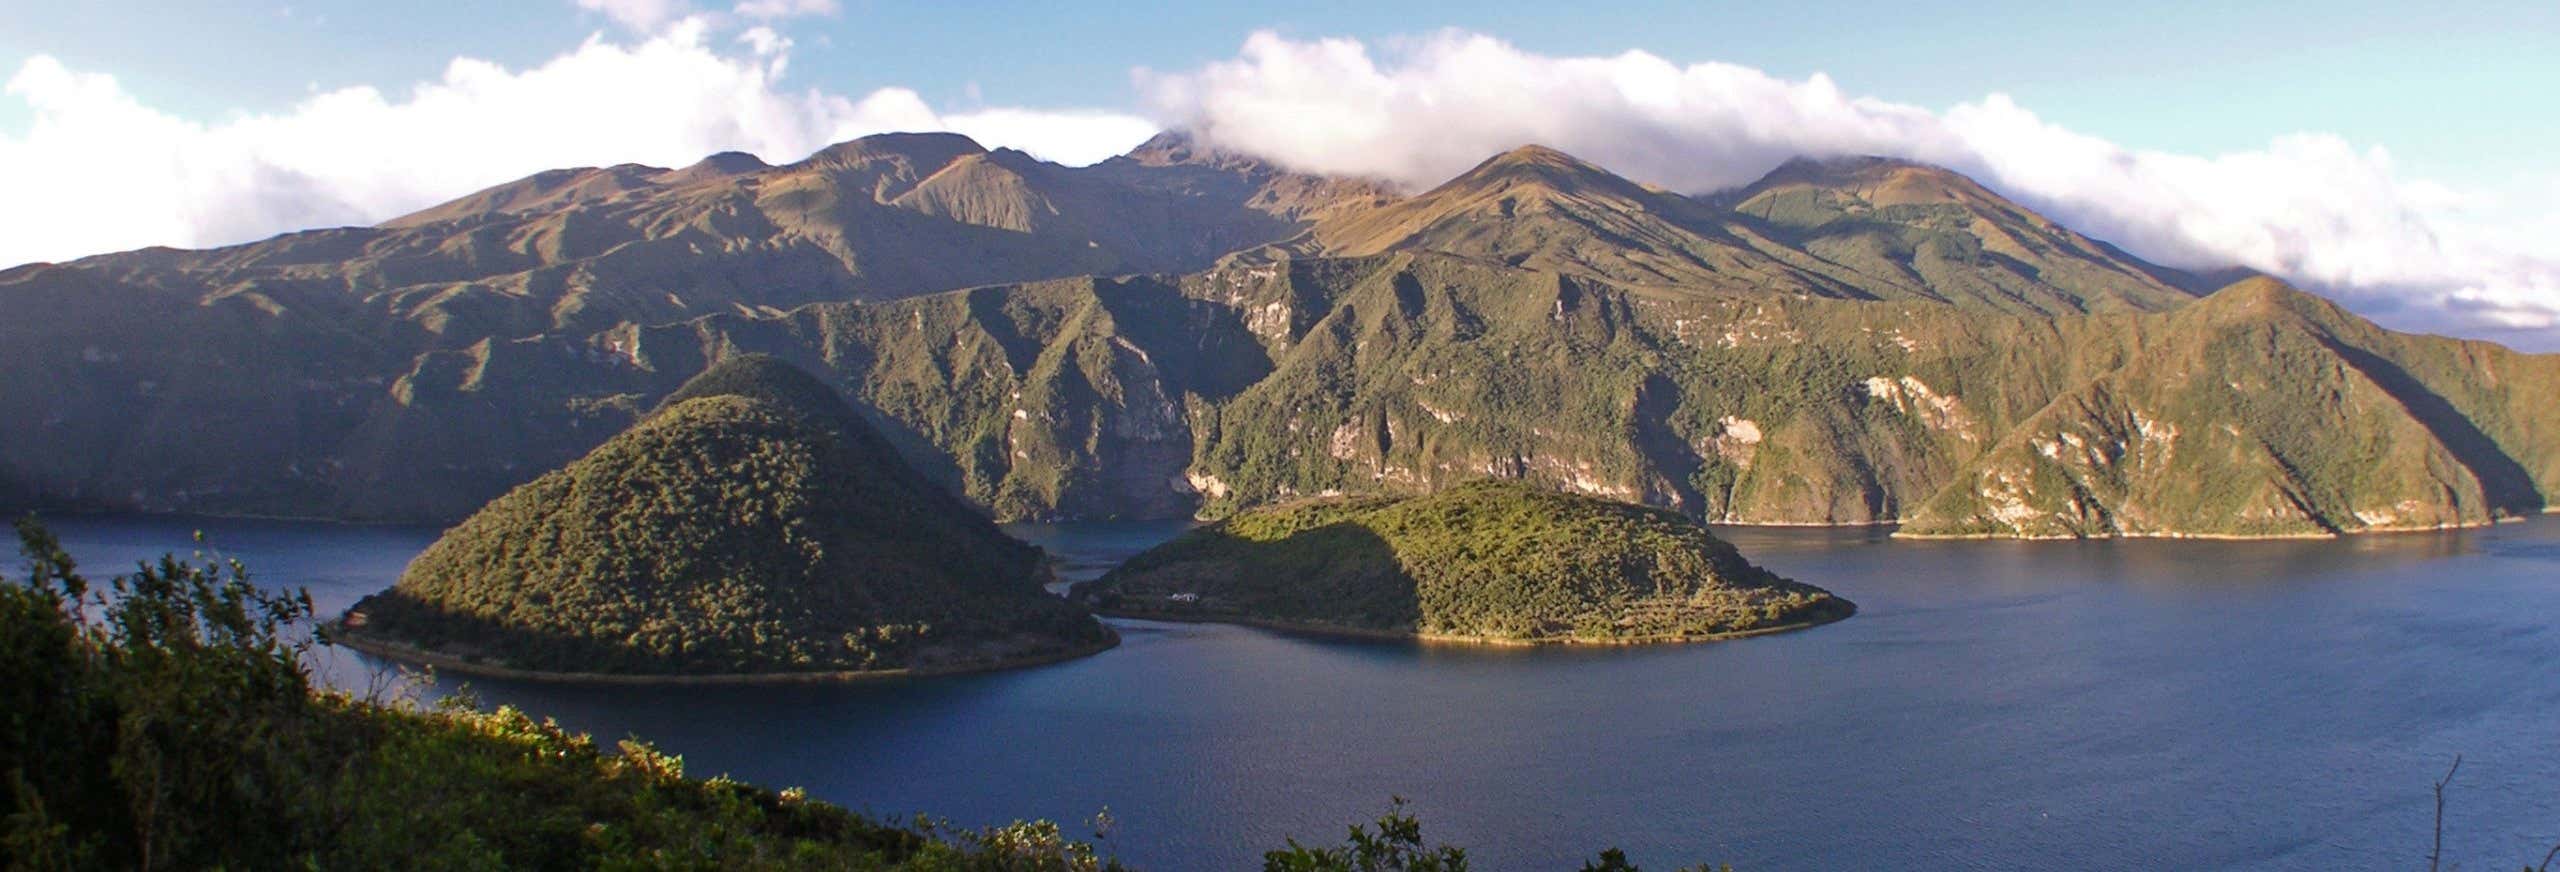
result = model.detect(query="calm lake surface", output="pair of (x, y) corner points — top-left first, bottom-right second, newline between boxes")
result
(36, 513), (2560, 870)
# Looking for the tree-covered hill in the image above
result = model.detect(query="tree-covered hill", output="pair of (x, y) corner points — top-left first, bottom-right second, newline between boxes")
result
(337, 355), (1111, 676)
(0, 517), (1819, 869)
(0, 518), (1146, 869)
(1075, 480), (1851, 642)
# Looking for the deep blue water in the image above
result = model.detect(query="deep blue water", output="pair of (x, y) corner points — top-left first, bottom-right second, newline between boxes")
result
(33, 513), (2560, 870)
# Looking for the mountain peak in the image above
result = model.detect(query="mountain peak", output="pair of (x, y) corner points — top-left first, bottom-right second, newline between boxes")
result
(1416, 143), (1652, 207)
(1109, 129), (1302, 176)
(1306, 143), (1771, 287)
(1737, 154), (1997, 210)
(692, 150), (769, 172)
(1123, 129), (1203, 164)
(2186, 275), (2349, 327)
(657, 150), (770, 186)
(2213, 274), (2303, 301)
(798, 131), (988, 172)
(1462, 144), (1615, 181)
(654, 353), (851, 420)
(1485, 143), (1584, 167)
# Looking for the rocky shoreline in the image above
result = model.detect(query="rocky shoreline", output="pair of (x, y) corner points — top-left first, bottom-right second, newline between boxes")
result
(1098, 603), (1856, 647)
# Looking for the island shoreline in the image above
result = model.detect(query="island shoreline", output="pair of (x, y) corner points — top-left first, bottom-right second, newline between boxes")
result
(1096, 600), (1855, 648)
(323, 623), (1121, 685)
(1891, 514), (2525, 541)
(14, 504), (2543, 541)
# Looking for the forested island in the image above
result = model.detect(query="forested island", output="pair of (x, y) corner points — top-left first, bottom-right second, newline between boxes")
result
(2, 517), (1722, 870)
(333, 356), (1113, 679)
(1075, 480), (1852, 643)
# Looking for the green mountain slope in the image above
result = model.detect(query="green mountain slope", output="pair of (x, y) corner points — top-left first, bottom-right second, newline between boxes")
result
(1304, 148), (2200, 314)
(1901, 278), (2560, 537)
(4, 141), (2554, 538)
(12, 249), (2552, 538)
(4, 131), (1385, 348)
(1305, 146), (1840, 296)
(1171, 252), (2142, 523)
(338, 355), (1110, 675)
(1720, 156), (2203, 313)
(1075, 479), (1851, 641)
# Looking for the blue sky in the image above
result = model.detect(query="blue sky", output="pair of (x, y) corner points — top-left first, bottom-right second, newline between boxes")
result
(3, 1), (2557, 345)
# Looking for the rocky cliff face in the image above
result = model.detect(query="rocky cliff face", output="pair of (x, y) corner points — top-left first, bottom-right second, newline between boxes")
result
(5, 138), (2554, 537)
(1900, 279), (2560, 537)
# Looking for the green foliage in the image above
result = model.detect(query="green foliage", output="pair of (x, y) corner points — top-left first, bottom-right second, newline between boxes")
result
(1901, 279), (2556, 537)
(1257, 801), (1735, 872)
(1578, 848), (1733, 872)
(0, 516), (327, 869)
(1723, 157), (2197, 316)
(1263, 799), (1469, 872)
(1172, 253), (2160, 528)
(9, 142), (2560, 541)
(24, 519), (2538, 870)
(0, 516), (1131, 870)
(346, 356), (1108, 675)
(1083, 481), (1851, 641)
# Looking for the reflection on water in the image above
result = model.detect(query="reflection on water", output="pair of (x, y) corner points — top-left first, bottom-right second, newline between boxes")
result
(1718, 520), (2480, 590)
(33, 512), (2560, 871)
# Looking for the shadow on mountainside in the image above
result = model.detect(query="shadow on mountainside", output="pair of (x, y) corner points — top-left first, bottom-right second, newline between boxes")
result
(1080, 520), (1424, 632)
(2322, 337), (2547, 516)
(1630, 373), (1710, 515)
(1089, 276), (1276, 402)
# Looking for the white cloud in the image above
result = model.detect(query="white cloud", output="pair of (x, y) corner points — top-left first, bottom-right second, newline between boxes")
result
(736, 25), (791, 59)
(575, 0), (690, 32)
(944, 108), (1159, 166)
(0, 20), (1154, 268)
(733, 0), (838, 20)
(9, 23), (2553, 348)
(1142, 30), (2560, 346)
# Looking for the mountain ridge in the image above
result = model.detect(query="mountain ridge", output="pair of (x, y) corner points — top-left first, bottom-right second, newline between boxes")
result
(3, 134), (2553, 538)
(1302, 146), (2203, 314)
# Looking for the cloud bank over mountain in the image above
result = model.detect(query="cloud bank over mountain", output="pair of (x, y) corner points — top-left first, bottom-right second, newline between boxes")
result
(1, 21), (2552, 346)
(1143, 31), (2560, 345)
(0, 16), (1152, 268)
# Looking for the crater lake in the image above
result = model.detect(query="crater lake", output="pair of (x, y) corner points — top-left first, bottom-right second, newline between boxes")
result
(38, 512), (2560, 870)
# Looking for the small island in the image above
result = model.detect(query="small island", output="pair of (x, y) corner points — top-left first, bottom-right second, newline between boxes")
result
(334, 355), (1114, 680)
(1074, 480), (1853, 644)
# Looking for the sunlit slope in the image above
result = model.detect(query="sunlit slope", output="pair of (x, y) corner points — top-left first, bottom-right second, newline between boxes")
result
(6, 141), (2556, 538)
(8, 131), (1386, 345)
(1902, 278), (2560, 537)
(342, 355), (1109, 675)
(1077, 479), (1851, 641)
(1307, 147), (2200, 314)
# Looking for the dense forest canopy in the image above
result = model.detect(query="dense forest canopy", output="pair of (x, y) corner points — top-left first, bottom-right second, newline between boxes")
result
(340, 355), (1110, 676)
(1080, 480), (1851, 641)
(0, 517), (1759, 870)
